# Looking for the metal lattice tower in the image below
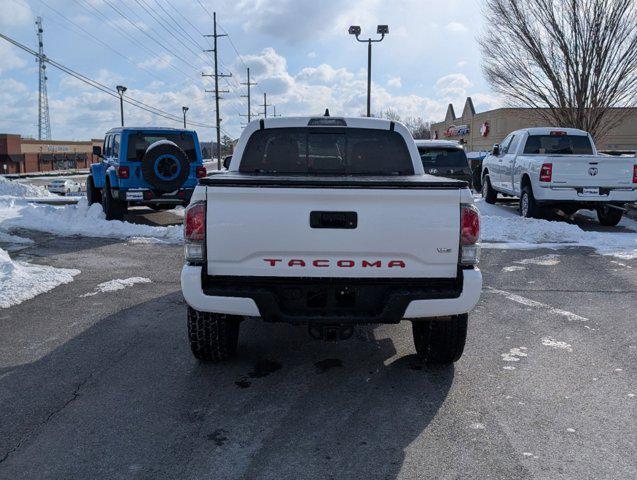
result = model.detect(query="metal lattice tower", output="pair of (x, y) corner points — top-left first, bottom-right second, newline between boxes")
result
(35, 17), (51, 140)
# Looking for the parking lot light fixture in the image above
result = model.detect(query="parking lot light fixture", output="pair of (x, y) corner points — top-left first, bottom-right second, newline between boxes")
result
(182, 106), (189, 128)
(116, 85), (127, 127)
(348, 25), (388, 117)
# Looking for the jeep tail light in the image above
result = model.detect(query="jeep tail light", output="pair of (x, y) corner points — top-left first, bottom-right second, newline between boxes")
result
(460, 204), (480, 266)
(539, 163), (552, 182)
(184, 202), (205, 263)
(117, 166), (130, 179)
(633, 165), (637, 183)
(196, 166), (207, 178)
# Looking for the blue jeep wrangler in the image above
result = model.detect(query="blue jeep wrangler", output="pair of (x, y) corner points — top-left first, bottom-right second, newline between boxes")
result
(88, 127), (206, 220)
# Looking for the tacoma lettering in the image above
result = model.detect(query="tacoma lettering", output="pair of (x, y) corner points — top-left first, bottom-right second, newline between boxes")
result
(263, 259), (406, 268)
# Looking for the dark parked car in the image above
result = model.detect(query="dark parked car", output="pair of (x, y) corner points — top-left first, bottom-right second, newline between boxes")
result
(415, 140), (472, 186)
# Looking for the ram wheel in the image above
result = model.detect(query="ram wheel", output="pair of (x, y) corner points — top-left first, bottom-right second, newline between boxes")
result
(412, 314), (468, 364)
(481, 175), (497, 204)
(596, 205), (623, 227)
(519, 185), (543, 218)
(187, 307), (241, 362)
(102, 182), (124, 221)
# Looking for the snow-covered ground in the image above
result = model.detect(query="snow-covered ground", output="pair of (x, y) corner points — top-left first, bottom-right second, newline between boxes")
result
(0, 247), (80, 308)
(476, 196), (637, 259)
(0, 177), (181, 244)
(81, 277), (152, 297)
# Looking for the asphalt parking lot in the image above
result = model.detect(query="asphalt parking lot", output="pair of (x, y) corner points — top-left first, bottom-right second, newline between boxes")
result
(0, 210), (635, 480)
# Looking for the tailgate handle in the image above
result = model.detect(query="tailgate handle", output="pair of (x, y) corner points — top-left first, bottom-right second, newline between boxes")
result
(310, 211), (357, 229)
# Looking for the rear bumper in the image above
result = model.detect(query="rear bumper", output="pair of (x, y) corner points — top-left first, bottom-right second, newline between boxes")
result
(180, 265), (482, 323)
(535, 186), (637, 203)
(113, 187), (193, 204)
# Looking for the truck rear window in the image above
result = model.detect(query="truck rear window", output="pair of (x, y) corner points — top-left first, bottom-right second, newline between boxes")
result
(127, 133), (197, 162)
(239, 128), (414, 175)
(418, 148), (469, 168)
(523, 135), (593, 155)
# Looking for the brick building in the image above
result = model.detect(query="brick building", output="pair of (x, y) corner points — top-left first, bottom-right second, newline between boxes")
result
(0, 134), (103, 175)
(431, 98), (637, 153)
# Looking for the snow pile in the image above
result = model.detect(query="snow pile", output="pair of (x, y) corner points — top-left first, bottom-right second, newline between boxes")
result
(476, 198), (637, 259)
(0, 197), (182, 243)
(0, 231), (33, 245)
(0, 247), (80, 308)
(0, 176), (53, 198)
(81, 277), (152, 297)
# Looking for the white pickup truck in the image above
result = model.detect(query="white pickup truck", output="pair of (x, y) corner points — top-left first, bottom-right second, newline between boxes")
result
(181, 116), (482, 364)
(481, 127), (637, 225)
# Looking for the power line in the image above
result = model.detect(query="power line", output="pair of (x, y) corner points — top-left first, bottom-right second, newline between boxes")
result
(28, 0), (194, 89)
(0, 32), (214, 128)
(101, 0), (204, 76)
(70, 0), (202, 86)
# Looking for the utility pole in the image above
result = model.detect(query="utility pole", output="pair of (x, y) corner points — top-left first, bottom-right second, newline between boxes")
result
(260, 92), (271, 118)
(35, 17), (51, 140)
(272, 106), (281, 117)
(348, 25), (389, 117)
(240, 67), (258, 122)
(203, 11), (231, 170)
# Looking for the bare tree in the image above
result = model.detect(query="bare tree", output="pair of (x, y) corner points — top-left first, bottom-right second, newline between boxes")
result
(404, 117), (432, 139)
(480, 0), (637, 140)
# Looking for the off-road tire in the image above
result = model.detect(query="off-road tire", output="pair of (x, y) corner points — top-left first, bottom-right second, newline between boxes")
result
(86, 175), (102, 205)
(412, 314), (468, 364)
(596, 205), (623, 227)
(102, 182), (124, 221)
(187, 307), (241, 362)
(519, 185), (543, 218)
(482, 175), (497, 204)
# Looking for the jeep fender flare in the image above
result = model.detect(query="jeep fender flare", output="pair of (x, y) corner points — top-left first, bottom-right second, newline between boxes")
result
(106, 167), (119, 191)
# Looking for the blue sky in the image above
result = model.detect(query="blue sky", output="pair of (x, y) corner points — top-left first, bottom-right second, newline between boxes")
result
(0, 0), (499, 142)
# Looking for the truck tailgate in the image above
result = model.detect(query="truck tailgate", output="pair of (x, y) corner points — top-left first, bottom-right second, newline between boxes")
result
(550, 155), (635, 187)
(205, 186), (462, 278)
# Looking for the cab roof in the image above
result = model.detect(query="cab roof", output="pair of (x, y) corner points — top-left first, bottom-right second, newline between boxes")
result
(415, 139), (463, 149)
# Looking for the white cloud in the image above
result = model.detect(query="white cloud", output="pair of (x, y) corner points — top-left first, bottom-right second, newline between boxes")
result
(0, 42), (27, 74)
(445, 22), (468, 33)
(307, 51), (317, 58)
(387, 76), (402, 88)
(0, 0), (32, 27)
(457, 60), (468, 68)
(139, 54), (174, 71)
(436, 73), (472, 98)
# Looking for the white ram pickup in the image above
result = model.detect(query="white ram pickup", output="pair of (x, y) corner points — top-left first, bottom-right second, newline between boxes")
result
(181, 116), (482, 364)
(481, 127), (637, 225)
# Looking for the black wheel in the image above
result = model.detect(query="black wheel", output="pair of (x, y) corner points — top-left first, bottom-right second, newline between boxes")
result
(519, 185), (543, 218)
(412, 314), (468, 364)
(596, 205), (623, 226)
(140, 140), (190, 193)
(471, 167), (482, 192)
(102, 181), (124, 221)
(86, 175), (102, 205)
(187, 307), (240, 362)
(481, 175), (497, 204)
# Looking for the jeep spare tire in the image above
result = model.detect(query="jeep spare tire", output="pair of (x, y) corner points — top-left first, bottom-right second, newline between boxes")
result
(141, 140), (190, 193)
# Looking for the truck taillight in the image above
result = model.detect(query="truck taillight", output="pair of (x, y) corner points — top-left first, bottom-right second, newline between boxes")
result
(539, 163), (552, 182)
(460, 204), (480, 265)
(184, 202), (205, 263)
(633, 165), (637, 183)
(196, 166), (207, 178)
(117, 166), (130, 179)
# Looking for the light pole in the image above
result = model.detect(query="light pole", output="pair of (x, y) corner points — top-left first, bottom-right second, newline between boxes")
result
(182, 106), (189, 128)
(348, 25), (388, 117)
(116, 85), (127, 127)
